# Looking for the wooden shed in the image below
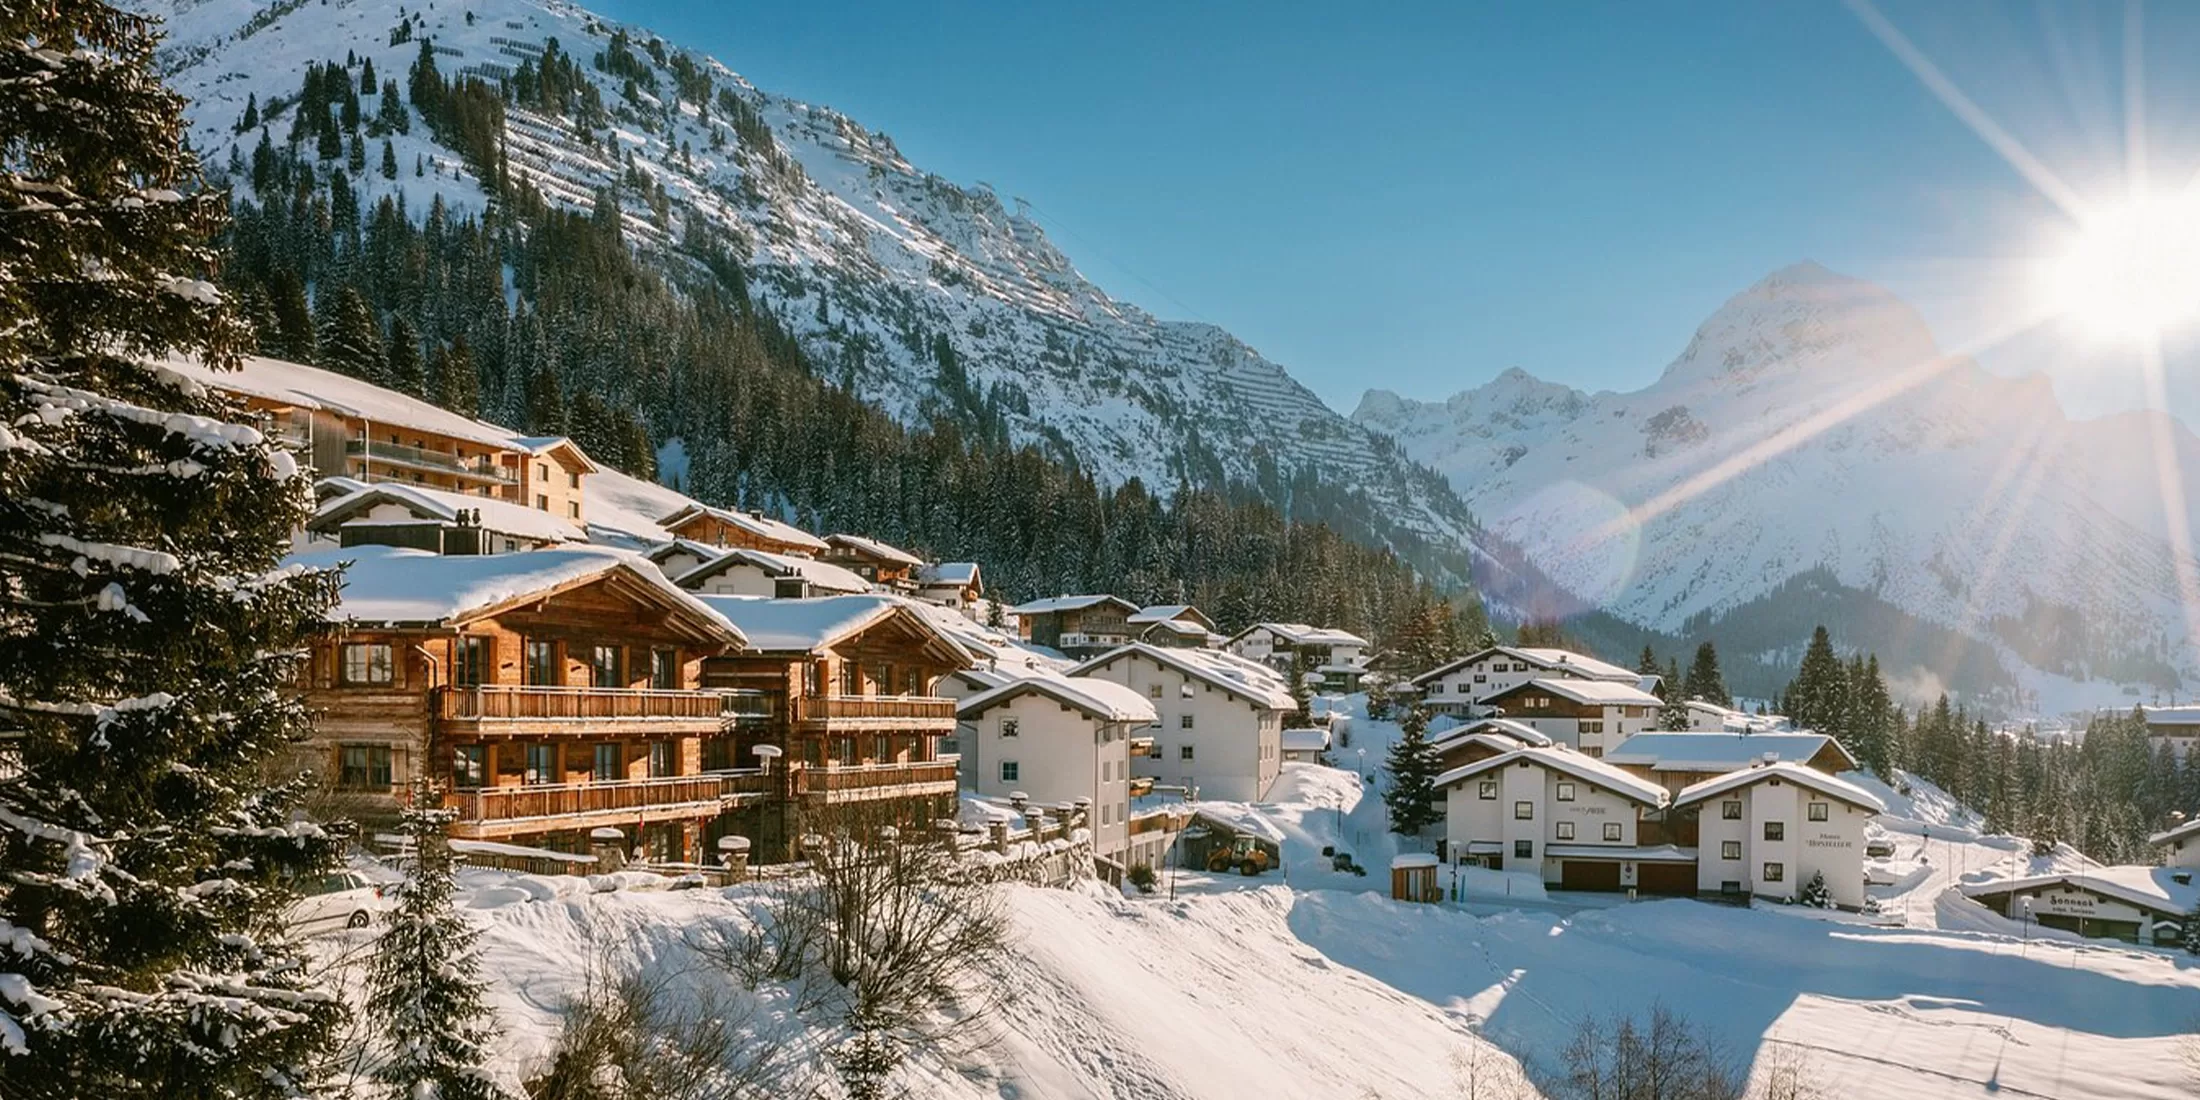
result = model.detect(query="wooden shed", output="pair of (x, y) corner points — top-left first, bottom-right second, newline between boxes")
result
(1391, 853), (1441, 903)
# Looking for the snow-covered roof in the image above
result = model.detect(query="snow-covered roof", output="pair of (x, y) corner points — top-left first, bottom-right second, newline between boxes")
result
(1139, 618), (1215, 639)
(1672, 761), (1886, 813)
(1282, 728), (1332, 752)
(640, 538), (726, 566)
(1009, 593), (1138, 616)
(1072, 643), (1298, 711)
(674, 547), (872, 594)
(509, 435), (601, 472)
(582, 468), (694, 546)
(1432, 746), (1669, 807)
(956, 672), (1157, 725)
(1127, 603), (1216, 629)
(1412, 645), (1640, 686)
(1604, 732), (1855, 773)
(917, 561), (981, 587)
(2147, 817), (2200, 848)
(1228, 622), (1368, 648)
(1498, 677), (1664, 707)
(825, 532), (924, 568)
(166, 353), (528, 452)
(1391, 853), (1439, 869)
(900, 598), (1063, 671)
(1960, 867), (2199, 917)
(286, 544), (740, 645)
(1429, 718), (1553, 753)
(2141, 705), (2200, 728)
(308, 480), (584, 544)
(657, 502), (828, 552)
(691, 593), (967, 662)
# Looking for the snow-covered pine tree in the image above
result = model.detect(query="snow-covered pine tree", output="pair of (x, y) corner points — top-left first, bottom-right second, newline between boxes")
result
(1798, 870), (1833, 909)
(366, 783), (504, 1100)
(0, 3), (346, 1094)
(1383, 705), (1441, 836)
(2182, 900), (2200, 956)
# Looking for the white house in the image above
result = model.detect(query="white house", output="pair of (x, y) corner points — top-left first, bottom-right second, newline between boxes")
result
(1072, 644), (1296, 802)
(952, 673), (1157, 864)
(1680, 699), (1790, 733)
(1672, 762), (1884, 909)
(2143, 705), (2200, 761)
(2151, 816), (2200, 870)
(1473, 677), (1664, 756)
(1434, 745), (1687, 893)
(673, 548), (872, 598)
(1603, 732), (1859, 796)
(1127, 604), (1222, 649)
(640, 538), (729, 582)
(914, 562), (984, 616)
(1225, 623), (1371, 691)
(1410, 646), (1643, 717)
(1281, 727), (1332, 763)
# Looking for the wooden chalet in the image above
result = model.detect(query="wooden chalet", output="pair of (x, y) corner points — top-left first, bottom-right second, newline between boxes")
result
(657, 503), (829, 558)
(822, 533), (925, 591)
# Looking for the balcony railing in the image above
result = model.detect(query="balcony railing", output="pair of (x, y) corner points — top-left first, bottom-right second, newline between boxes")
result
(795, 759), (960, 796)
(346, 439), (518, 485)
(436, 685), (729, 725)
(792, 694), (956, 724)
(446, 770), (769, 823)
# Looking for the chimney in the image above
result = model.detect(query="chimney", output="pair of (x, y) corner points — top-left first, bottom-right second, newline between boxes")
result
(1759, 751), (1777, 767)
(2173, 870), (2192, 886)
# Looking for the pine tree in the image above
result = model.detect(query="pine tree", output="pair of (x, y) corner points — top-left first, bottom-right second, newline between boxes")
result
(1787, 625), (1844, 734)
(380, 137), (398, 179)
(0, 4), (346, 1094)
(1850, 654), (1893, 777)
(385, 316), (425, 396)
(1799, 870), (1833, 909)
(366, 783), (505, 1100)
(2183, 899), (2200, 956)
(1383, 705), (1441, 836)
(318, 286), (385, 380)
(1683, 641), (1731, 708)
(238, 90), (258, 131)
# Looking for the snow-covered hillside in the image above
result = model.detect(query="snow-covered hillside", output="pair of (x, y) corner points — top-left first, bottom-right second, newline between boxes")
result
(1356, 262), (2200, 705)
(141, 0), (1493, 575)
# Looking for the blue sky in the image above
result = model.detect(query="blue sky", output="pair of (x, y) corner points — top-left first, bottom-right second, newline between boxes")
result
(593, 0), (2200, 422)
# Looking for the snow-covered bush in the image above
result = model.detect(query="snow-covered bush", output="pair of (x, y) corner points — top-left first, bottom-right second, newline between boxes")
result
(1799, 870), (1833, 909)
(1127, 862), (1158, 894)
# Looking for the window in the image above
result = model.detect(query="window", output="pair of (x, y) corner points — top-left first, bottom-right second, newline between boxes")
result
(1473, 673), (1487, 683)
(1000, 718), (1021, 739)
(1721, 840), (1742, 860)
(1555, 782), (1577, 802)
(1721, 880), (1743, 895)
(1555, 821), (1576, 840)
(1180, 745), (1195, 761)
(1807, 801), (1830, 822)
(537, 462), (549, 481)
(1763, 821), (1785, 841)
(568, 501), (581, 519)
(1148, 683), (1164, 699)
(874, 735), (891, 762)
(592, 743), (621, 782)
(650, 648), (679, 689)
(1513, 801), (1534, 821)
(1180, 713), (1195, 729)
(524, 744), (556, 785)
(535, 493), (549, 511)
(1514, 839), (1534, 859)
(1603, 822), (1622, 841)
(341, 643), (393, 686)
(648, 741), (675, 778)
(1762, 862), (1784, 883)
(1580, 721), (1603, 735)
(568, 471), (581, 490)
(455, 636), (490, 686)
(591, 645), (624, 688)
(1000, 760), (1019, 783)
(337, 744), (392, 790)
(524, 640), (558, 686)
(1478, 780), (1498, 800)
(451, 744), (486, 789)
(1721, 800), (1743, 820)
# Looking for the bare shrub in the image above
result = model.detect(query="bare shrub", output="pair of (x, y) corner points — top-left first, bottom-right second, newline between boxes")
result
(1548, 1002), (1742, 1100)
(1451, 1037), (1541, 1099)
(525, 957), (814, 1100)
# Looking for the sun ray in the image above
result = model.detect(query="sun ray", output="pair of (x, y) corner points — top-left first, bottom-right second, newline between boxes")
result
(1846, 0), (2092, 220)
(2134, 334), (2200, 659)
(2123, 0), (2146, 197)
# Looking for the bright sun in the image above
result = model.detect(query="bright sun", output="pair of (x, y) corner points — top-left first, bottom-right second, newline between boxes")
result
(2044, 194), (2200, 343)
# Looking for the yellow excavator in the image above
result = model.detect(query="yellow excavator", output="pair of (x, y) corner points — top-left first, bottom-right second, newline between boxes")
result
(1205, 834), (1271, 876)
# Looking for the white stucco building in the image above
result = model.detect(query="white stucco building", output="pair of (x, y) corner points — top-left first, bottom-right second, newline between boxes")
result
(2151, 817), (2200, 870)
(1410, 646), (1644, 717)
(1434, 745), (1690, 894)
(1073, 644), (1296, 802)
(1672, 762), (1884, 908)
(952, 673), (1157, 863)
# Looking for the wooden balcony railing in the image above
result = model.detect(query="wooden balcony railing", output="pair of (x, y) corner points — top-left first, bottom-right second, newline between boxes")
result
(794, 759), (960, 796)
(446, 770), (769, 822)
(436, 685), (729, 725)
(345, 438), (517, 484)
(792, 694), (956, 725)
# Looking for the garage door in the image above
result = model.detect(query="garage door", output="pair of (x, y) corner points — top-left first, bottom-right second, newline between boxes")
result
(1638, 862), (1697, 896)
(1559, 859), (1622, 892)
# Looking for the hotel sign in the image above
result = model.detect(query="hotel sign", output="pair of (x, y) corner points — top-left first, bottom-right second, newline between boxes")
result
(1804, 832), (1852, 850)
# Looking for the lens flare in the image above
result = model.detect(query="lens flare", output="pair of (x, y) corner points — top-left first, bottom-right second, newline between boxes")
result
(2040, 194), (2200, 343)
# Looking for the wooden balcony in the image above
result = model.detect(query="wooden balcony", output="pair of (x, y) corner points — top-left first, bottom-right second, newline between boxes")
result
(434, 685), (734, 737)
(792, 694), (957, 732)
(345, 438), (517, 486)
(794, 759), (961, 803)
(444, 770), (769, 839)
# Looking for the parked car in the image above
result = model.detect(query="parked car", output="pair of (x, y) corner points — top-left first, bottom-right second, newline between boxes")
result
(1865, 838), (1897, 858)
(287, 870), (394, 931)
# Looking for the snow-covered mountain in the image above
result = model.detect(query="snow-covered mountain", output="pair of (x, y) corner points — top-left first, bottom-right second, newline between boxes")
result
(1357, 261), (2200, 704)
(142, 0), (1494, 578)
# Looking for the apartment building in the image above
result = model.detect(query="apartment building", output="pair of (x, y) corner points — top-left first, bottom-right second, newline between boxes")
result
(693, 594), (974, 860)
(1410, 645), (1644, 716)
(952, 673), (1158, 863)
(1604, 732), (1858, 797)
(1072, 644), (1296, 802)
(1474, 678), (1663, 756)
(284, 543), (750, 863)
(1225, 622), (1371, 691)
(1673, 762), (1884, 908)
(1435, 745), (1689, 894)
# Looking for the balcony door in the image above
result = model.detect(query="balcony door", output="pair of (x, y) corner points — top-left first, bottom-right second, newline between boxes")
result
(524, 640), (559, 686)
(592, 743), (622, 782)
(524, 743), (557, 785)
(455, 636), (491, 687)
(649, 648), (679, 690)
(591, 645), (625, 689)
